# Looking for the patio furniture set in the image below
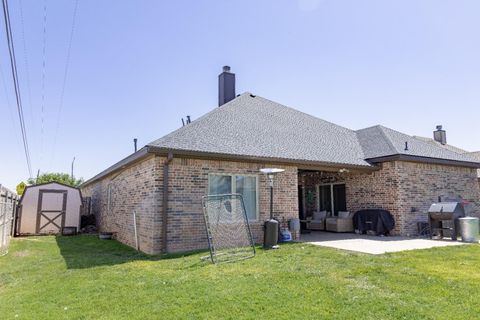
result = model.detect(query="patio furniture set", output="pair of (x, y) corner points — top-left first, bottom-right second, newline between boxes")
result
(302, 209), (396, 235)
(303, 211), (354, 233)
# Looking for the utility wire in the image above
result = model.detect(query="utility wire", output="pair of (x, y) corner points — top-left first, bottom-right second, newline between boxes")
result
(51, 0), (79, 166)
(18, 0), (34, 127)
(1, 0), (33, 178)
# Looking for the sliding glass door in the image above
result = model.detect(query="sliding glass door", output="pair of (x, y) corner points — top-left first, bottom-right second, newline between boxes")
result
(333, 184), (347, 215)
(317, 183), (347, 216)
(318, 185), (332, 214)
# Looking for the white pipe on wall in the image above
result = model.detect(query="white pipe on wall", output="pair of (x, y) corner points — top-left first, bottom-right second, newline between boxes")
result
(133, 210), (139, 251)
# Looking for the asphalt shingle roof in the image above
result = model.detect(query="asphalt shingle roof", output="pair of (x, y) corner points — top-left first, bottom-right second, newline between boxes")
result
(148, 93), (371, 167)
(413, 136), (470, 154)
(356, 125), (480, 163)
(84, 93), (480, 186)
(149, 93), (480, 168)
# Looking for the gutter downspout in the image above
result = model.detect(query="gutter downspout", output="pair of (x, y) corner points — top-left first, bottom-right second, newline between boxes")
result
(162, 151), (173, 254)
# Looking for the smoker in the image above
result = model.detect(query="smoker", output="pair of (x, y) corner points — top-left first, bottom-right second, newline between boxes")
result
(428, 202), (465, 240)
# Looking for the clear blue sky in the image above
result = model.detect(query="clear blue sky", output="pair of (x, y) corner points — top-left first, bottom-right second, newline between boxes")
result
(1, 0), (479, 190)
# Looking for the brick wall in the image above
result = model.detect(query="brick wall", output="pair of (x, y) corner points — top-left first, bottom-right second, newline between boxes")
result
(394, 161), (480, 236)
(81, 155), (163, 254)
(82, 156), (298, 254)
(166, 158), (298, 252)
(345, 162), (402, 234)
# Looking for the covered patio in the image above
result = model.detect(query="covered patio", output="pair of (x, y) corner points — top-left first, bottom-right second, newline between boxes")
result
(300, 231), (468, 255)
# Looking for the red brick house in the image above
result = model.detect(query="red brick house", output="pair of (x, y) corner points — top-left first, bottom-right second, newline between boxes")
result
(81, 67), (480, 254)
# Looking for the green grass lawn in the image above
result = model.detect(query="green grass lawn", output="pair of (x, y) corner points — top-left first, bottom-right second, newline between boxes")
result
(1, 236), (480, 320)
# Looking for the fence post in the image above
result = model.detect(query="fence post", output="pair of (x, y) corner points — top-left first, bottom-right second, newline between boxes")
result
(0, 184), (18, 256)
(10, 193), (17, 237)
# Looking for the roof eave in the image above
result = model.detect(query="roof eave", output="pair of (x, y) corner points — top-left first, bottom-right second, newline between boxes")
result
(147, 146), (377, 172)
(366, 154), (480, 169)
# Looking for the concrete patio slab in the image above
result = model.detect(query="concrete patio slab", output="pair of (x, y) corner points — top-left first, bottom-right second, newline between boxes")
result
(300, 231), (469, 254)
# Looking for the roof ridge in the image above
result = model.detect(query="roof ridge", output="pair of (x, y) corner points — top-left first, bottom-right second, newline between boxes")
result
(376, 126), (399, 154)
(360, 125), (398, 155)
(356, 124), (384, 132)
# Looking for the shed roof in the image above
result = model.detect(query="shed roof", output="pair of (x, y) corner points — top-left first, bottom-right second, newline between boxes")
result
(19, 182), (82, 204)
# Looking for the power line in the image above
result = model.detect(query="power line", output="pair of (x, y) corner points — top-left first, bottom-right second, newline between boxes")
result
(18, 0), (34, 127)
(51, 0), (79, 166)
(1, 0), (33, 178)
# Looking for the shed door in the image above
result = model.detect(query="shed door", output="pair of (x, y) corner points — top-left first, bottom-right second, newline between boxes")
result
(36, 190), (67, 234)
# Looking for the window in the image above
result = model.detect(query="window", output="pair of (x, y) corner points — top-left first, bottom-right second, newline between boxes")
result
(208, 174), (259, 220)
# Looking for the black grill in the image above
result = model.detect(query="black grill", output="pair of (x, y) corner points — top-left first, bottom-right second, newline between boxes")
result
(428, 202), (465, 240)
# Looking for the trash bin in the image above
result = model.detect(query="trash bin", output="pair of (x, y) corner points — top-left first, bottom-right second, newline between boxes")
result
(458, 217), (480, 243)
(264, 219), (279, 249)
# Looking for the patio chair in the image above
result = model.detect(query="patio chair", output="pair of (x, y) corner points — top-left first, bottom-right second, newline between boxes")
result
(306, 211), (328, 231)
(326, 211), (354, 233)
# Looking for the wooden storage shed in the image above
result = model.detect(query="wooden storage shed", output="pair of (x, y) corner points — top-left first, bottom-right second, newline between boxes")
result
(16, 182), (82, 235)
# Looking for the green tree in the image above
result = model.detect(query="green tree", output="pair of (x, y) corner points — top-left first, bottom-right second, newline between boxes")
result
(16, 181), (27, 195)
(27, 172), (84, 187)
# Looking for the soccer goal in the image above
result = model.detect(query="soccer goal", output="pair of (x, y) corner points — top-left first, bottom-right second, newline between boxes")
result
(202, 194), (256, 264)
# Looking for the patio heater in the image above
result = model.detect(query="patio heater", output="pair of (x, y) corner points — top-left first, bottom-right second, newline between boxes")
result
(260, 168), (285, 249)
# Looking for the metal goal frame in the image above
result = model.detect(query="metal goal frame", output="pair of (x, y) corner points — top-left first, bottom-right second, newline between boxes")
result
(202, 194), (256, 264)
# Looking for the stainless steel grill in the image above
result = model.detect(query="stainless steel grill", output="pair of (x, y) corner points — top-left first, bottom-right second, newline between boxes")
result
(428, 202), (465, 240)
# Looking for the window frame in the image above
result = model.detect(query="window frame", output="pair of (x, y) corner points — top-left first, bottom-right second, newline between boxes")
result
(208, 173), (260, 221)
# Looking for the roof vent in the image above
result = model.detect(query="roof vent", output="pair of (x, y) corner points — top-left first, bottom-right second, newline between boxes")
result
(218, 66), (235, 107)
(433, 125), (447, 145)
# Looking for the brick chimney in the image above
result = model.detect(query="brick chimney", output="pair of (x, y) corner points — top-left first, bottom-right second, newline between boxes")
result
(218, 66), (235, 107)
(433, 125), (447, 145)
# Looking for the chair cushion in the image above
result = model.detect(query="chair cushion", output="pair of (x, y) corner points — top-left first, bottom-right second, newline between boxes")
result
(313, 211), (327, 220)
(338, 211), (351, 219)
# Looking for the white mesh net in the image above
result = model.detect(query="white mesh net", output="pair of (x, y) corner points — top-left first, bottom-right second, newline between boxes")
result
(202, 194), (255, 263)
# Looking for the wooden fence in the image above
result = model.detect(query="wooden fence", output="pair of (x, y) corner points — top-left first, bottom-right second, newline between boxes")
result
(0, 184), (18, 256)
